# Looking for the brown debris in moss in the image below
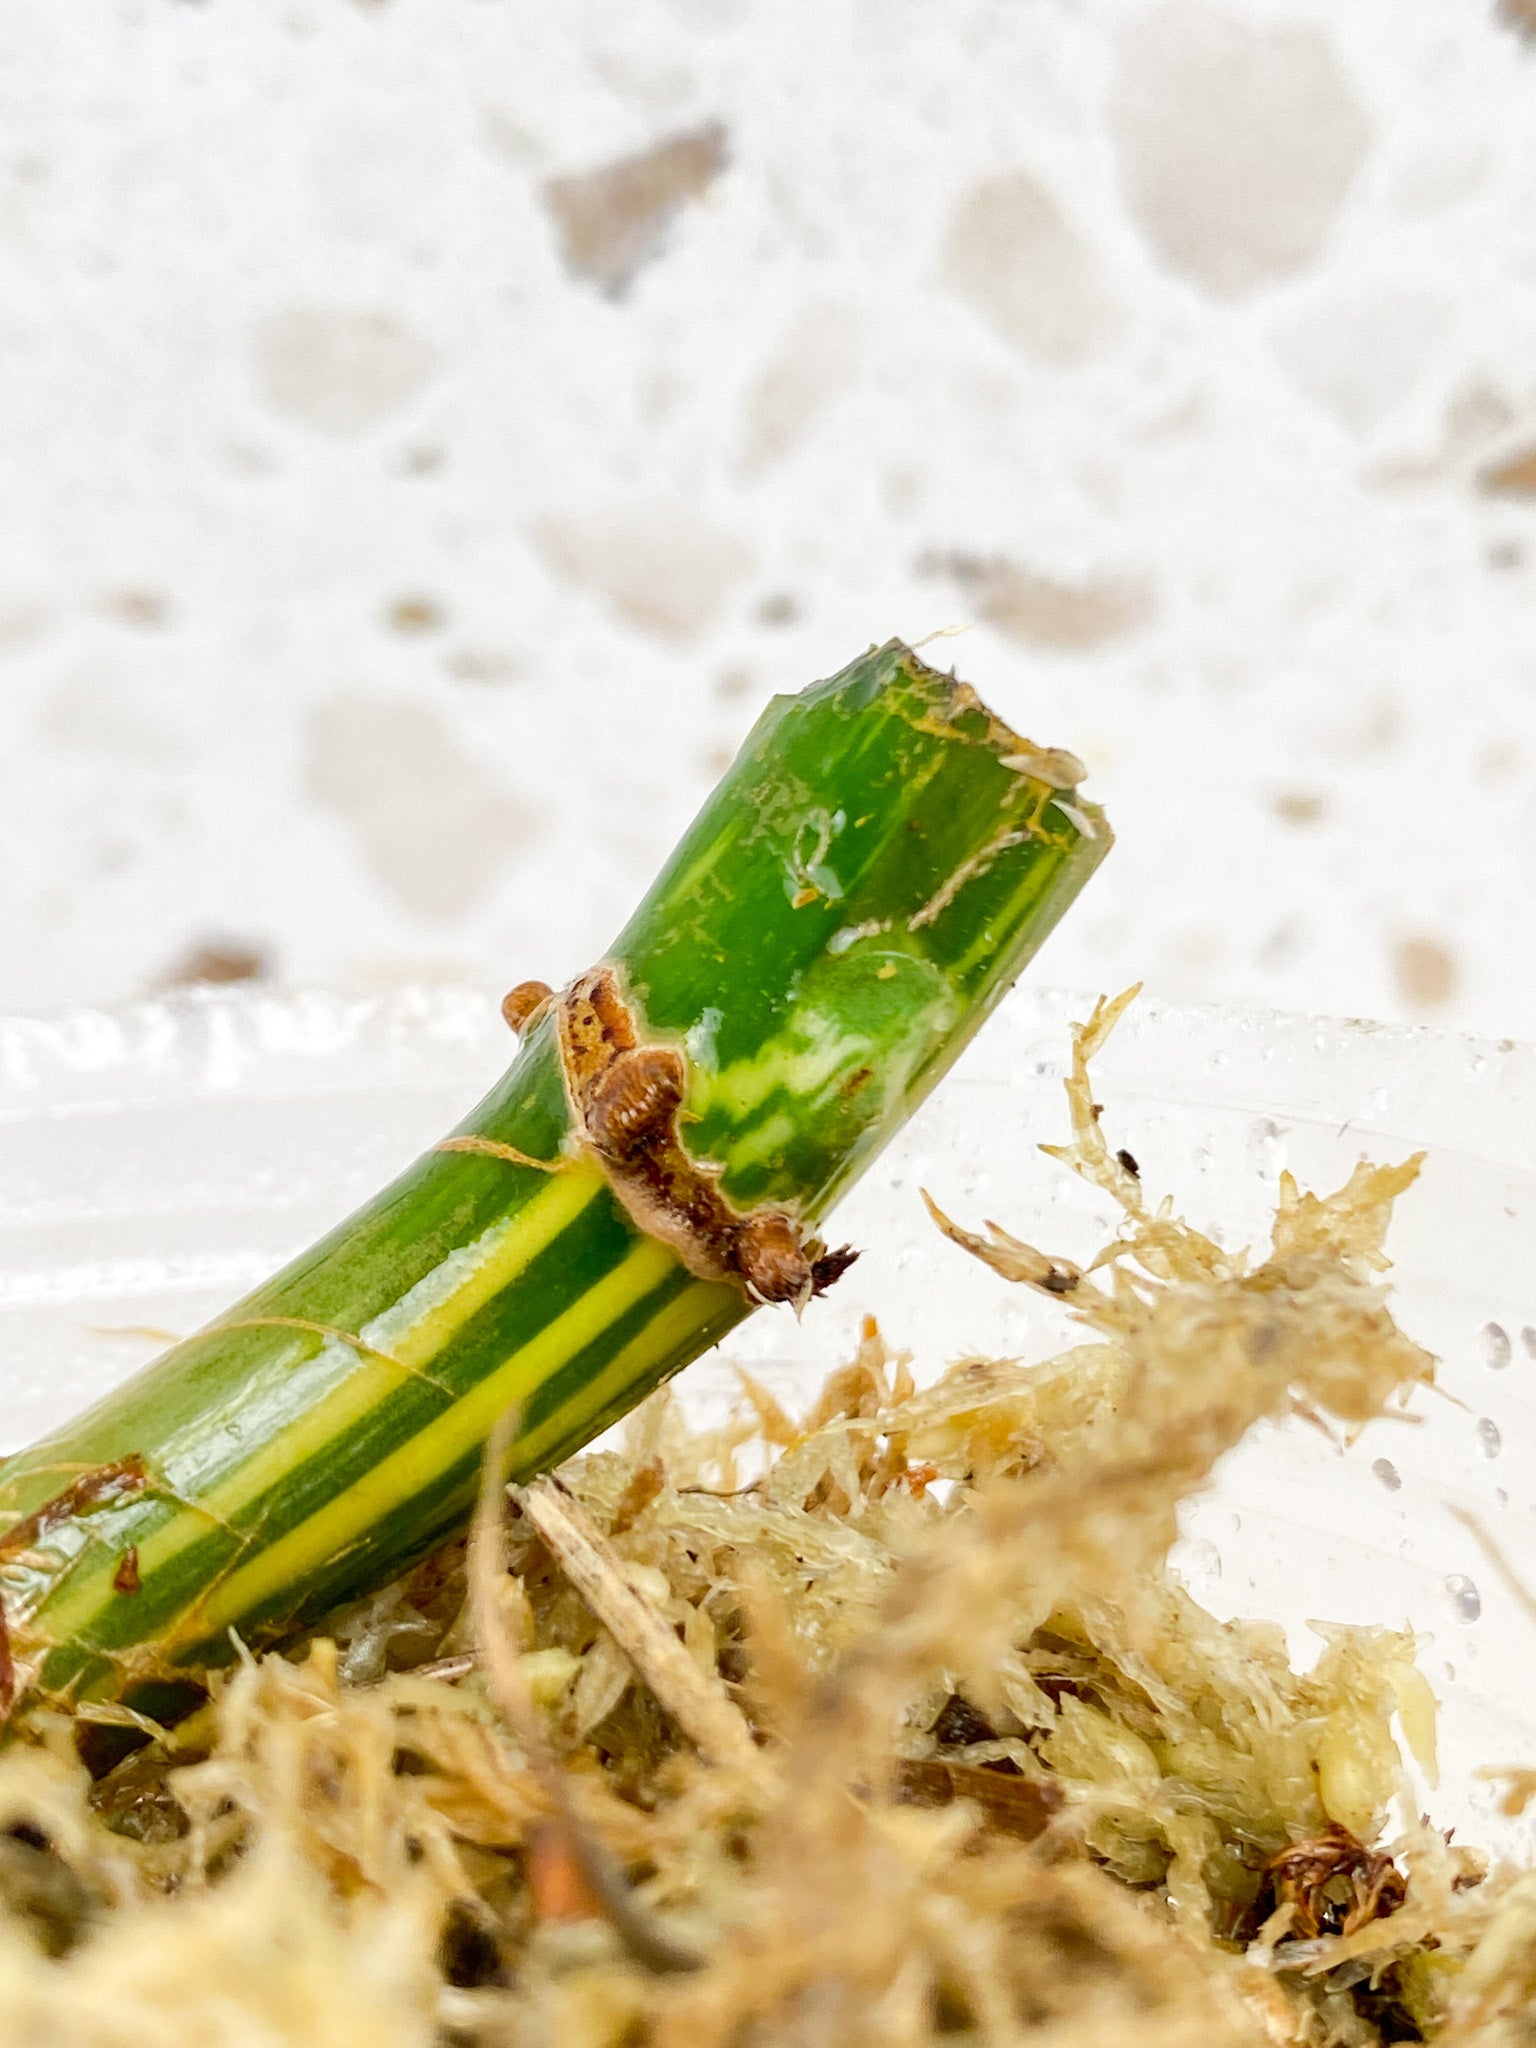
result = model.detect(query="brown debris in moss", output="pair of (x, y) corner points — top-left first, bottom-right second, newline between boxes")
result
(1261, 1825), (1408, 1942)
(894, 1757), (1063, 1840)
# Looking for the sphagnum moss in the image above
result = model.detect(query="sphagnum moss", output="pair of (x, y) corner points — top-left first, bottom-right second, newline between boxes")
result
(0, 998), (1512, 2048)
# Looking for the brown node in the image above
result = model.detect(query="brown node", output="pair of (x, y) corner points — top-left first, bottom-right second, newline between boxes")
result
(733, 1210), (813, 1305)
(553, 964), (859, 1310)
(731, 1220), (855, 1306)
(809, 1242), (860, 1295)
(584, 1046), (686, 1162)
(561, 966), (639, 1070)
(501, 980), (554, 1035)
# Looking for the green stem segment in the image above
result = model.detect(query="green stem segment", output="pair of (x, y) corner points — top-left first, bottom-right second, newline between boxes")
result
(0, 641), (1109, 1724)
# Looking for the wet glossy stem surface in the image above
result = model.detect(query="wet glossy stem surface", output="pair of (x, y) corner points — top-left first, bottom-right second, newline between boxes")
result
(0, 640), (1109, 1720)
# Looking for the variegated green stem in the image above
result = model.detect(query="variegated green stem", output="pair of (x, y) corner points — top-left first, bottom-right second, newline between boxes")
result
(0, 639), (1109, 1727)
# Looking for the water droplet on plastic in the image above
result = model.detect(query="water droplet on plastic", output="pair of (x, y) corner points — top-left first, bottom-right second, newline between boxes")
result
(1371, 1457), (1401, 1491)
(1522, 1326), (1536, 1362)
(1444, 1574), (1482, 1624)
(1478, 1417), (1502, 1458)
(1483, 1322), (1512, 1369)
(1248, 1118), (1286, 1179)
(1178, 1536), (1222, 1582)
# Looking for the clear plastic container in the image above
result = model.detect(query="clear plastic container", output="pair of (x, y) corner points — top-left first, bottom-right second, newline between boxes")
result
(2, 982), (1532, 1853)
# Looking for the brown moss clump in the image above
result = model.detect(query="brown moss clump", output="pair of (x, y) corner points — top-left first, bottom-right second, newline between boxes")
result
(0, 995), (1527, 2047)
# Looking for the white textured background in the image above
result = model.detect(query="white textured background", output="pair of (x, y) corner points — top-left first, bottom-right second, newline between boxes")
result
(3, 0), (1536, 1035)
